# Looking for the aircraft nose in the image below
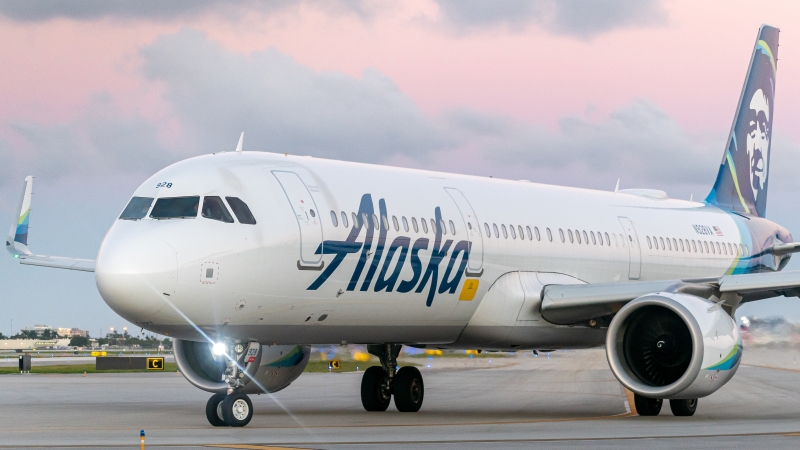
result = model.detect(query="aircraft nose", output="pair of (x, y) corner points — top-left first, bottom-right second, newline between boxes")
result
(95, 230), (177, 324)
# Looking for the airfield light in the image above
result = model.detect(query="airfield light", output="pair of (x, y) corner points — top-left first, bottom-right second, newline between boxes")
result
(212, 342), (227, 356)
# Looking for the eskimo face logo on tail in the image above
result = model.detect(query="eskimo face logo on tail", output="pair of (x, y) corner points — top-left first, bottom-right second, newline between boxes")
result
(306, 194), (470, 307)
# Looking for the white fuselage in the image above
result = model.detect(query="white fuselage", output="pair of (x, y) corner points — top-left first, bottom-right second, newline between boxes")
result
(94, 152), (784, 348)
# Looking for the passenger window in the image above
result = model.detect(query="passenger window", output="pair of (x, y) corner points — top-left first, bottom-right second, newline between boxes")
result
(605, 232), (610, 246)
(703, 241), (708, 253)
(647, 236), (652, 249)
(493, 223), (499, 238)
(715, 242), (721, 254)
(201, 196), (234, 223)
(509, 225), (516, 239)
(583, 231), (589, 244)
(449, 220), (456, 235)
(412, 217), (419, 233)
(421, 218), (428, 234)
(533, 227), (540, 241)
(545, 227), (551, 242)
(330, 210), (338, 227)
(692, 240), (697, 252)
(738, 244), (743, 255)
(590, 231), (596, 245)
(440, 219), (447, 235)
(528, 226), (534, 241)
(518, 225), (524, 240)
(382, 215), (389, 230)
(680, 240), (685, 251)
(373, 214), (380, 230)
(353, 212), (359, 228)
(393, 216), (399, 231)
(430, 219), (436, 234)
(402, 216), (409, 232)
(502, 224), (508, 239)
(362, 213), (369, 229)
(658, 237), (664, 249)
(728, 243), (733, 255)
(568, 229), (574, 243)
(484, 223), (491, 237)
(666, 239), (672, 251)
(559, 228), (565, 242)
(120, 196), (153, 220)
(653, 237), (658, 250)
(341, 211), (348, 228)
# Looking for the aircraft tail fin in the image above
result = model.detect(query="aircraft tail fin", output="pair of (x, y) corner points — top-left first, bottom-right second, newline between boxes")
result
(706, 25), (779, 218)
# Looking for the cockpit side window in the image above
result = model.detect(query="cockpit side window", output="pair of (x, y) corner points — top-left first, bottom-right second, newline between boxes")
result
(150, 196), (200, 219)
(119, 197), (153, 220)
(225, 197), (256, 225)
(202, 196), (234, 223)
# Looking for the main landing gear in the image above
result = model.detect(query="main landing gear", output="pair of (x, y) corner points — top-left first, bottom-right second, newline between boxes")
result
(205, 341), (255, 427)
(361, 344), (424, 413)
(633, 393), (698, 417)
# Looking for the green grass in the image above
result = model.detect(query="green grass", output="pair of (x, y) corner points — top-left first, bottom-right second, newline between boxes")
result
(0, 362), (179, 375)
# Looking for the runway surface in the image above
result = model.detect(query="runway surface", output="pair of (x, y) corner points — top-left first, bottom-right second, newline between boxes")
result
(2, 348), (800, 449)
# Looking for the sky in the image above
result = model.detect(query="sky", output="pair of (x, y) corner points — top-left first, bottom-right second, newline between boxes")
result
(2, 0), (800, 336)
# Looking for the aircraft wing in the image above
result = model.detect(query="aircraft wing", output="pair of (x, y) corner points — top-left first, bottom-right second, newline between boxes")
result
(6, 176), (96, 273)
(541, 270), (800, 325)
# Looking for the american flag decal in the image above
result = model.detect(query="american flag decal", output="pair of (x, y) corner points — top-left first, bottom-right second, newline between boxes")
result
(713, 226), (723, 236)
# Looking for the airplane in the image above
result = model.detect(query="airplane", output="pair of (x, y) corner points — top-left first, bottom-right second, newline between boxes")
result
(6, 25), (796, 426)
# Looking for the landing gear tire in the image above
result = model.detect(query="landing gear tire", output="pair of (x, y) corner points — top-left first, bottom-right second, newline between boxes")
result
(205, 392), (227, 426)
(393, 366), (424, 412)
(634, 393), (662, 416)
(361, 366), (390, 412)
(669, 398), (697, 416)
(221, 392), (253, 427)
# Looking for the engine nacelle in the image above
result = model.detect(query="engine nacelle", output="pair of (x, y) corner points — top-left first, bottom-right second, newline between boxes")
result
(174, 339), (310, 394)
(606, 292), (741, 399)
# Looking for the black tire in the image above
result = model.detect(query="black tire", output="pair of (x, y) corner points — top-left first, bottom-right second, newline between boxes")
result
(221, 392), (253, 427)
(205, 393), (227, 426)
(361, 366), (390, 412)
(394, 366), (424, 412)
(634, 393), (662, 416)
(669, 398), (698, 416)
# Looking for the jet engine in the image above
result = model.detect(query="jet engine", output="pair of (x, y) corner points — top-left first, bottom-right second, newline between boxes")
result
(174, 339), (310, 394)
(606, 292), (741, 399)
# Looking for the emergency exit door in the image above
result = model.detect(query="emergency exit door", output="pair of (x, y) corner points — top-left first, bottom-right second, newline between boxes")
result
(618, 216), (641, 280)
(272, 171), (323, 267)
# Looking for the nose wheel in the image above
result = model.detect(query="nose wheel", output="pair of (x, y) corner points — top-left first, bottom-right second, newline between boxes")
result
(206, 392), (254, 427)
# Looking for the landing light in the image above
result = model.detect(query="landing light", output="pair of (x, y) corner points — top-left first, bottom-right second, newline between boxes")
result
(212, 342), (228, 356)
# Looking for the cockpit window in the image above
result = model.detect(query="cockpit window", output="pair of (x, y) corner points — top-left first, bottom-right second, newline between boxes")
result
(119, 197), (153, 220)
(225, 197), (256, 225)
(150, 196), (200, 219)
(202, 196), (234, 223)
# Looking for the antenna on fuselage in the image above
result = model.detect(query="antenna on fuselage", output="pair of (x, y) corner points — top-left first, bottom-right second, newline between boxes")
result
(235, 132), (244, 152)
(614, 178), (620, 193)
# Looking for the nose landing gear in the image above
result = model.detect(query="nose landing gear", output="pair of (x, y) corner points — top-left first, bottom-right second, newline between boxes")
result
(360, 344), (424, 413)
(205, 340), (256, 427)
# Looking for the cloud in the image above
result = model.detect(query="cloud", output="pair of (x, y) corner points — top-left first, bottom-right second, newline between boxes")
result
(445, 99), (724, 191)
(0, 0), (380, 22)
(2, 94), (177, 186)
(434, 0), (668, 39)
(140, 29), (450, 162)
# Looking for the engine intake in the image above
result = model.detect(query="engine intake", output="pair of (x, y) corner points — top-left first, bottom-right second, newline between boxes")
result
(606, 292), (741, 399)
(174, 339), (310, 394)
